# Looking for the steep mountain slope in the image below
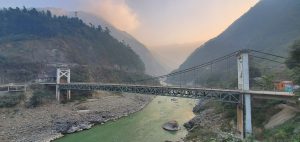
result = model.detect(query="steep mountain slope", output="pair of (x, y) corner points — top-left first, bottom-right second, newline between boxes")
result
(46, 9), (168, 76)
(178, 0), (300, 71)
(0, 8), (146, 83)
(75, 11), (168, 76)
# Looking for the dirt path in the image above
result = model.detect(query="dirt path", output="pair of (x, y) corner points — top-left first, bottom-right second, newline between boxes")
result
(264, 104), (299, 129)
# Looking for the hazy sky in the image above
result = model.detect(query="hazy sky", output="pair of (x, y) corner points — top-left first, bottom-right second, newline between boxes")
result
(0, 0), (258, 47)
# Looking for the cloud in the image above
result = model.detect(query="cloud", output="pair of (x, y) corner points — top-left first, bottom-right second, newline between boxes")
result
(82, 0), (140, 31)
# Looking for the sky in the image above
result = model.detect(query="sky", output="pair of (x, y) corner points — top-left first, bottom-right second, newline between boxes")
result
(0, 0), (258, 47)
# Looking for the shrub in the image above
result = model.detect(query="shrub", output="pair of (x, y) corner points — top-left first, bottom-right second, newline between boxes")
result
(0, 92), (24, 107)
(26, 90), (54, 108)
(263, 114), (300, 141)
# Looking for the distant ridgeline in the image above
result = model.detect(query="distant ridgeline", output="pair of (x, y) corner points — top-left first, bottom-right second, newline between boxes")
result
(168, 0), (300, 88)
(0, 7), (147, 83)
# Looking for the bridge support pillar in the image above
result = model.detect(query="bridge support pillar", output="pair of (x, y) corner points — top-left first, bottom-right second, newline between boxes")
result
(237, 97), (244, 136)
(237, 50), (252, 138)
(56, 84), (60, 102)
(56, 68), (71, 102)
(244, 94), (252, 136)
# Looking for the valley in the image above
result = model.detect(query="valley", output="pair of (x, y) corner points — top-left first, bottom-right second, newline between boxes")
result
(0, 0), (300, 142)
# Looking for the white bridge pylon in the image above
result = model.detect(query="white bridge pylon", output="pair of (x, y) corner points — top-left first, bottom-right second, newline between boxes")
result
(237, 50), (252, 138)
(56, 68), (71, 102)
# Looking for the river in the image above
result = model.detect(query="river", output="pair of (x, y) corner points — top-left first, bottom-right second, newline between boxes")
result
(54, 96), (197, 142)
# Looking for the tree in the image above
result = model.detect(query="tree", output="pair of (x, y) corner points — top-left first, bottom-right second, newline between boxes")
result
(97, 25), (103, 32)
(286, 40), (300, 84)
(257, 74), (275, 90)
(46, 10), (52, 17)
(104, 27), (111, 34)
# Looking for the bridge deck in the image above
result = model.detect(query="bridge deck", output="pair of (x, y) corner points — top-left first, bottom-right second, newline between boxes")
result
(56, 83), (298, 103)
(0, 84), (27, 92)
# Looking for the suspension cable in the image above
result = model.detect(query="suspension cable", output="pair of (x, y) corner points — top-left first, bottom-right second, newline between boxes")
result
(249, 49), (288, 59)
(249, 55), (285, 64)
(133, 51), (239, 83)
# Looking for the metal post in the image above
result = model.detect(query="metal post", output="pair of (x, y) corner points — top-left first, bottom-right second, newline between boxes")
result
(237, 50), (252, 138)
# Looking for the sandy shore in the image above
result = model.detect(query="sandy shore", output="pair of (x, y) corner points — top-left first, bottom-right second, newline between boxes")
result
(0, 92), (153, 142)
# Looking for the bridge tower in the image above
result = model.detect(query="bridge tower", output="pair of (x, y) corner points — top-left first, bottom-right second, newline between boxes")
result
(237, 50), (252, 138)
(56, 68), (71, 102)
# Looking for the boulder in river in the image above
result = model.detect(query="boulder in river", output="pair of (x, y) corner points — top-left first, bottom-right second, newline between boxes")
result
(171, 98), (178, 102)
(162, 120), (180, 131)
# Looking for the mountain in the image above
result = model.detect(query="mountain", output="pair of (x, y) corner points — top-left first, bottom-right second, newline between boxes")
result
(0, 8), (147, 83)
(176, 0), (300, 80)
(46, 8), (168, 76)
(75, 11), (168, 76)
(150, 41), (203, 72)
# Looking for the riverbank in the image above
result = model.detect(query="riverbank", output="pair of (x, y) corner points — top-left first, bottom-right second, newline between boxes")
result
(54, 96), (196, 142)
(0, 91), (153, 142)
(183, 100), (240, 142)
(183, 100), (300, 141)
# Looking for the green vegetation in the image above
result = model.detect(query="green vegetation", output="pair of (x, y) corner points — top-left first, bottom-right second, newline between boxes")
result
(252, 100), (283, 129)
(176, 0), (300, 85)
(263, 114), (300, 142)
(26, 90), (54, 108)
(286, 40), (300, 95)
(255, 74), (275, 90)
(0, 7), (86, 38)
(0, 92), (25, 107)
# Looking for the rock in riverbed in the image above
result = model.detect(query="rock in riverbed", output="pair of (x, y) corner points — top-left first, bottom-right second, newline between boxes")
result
(162, 120), (180, 131)
(54, 120), (92, 134)
(171, 98), (178, 102)
(66, 122), (92, 133)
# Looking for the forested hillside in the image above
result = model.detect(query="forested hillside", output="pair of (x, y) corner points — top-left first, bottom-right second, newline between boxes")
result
(173, 0), (300, 86)
(72, 11), (168, 76)
(0, 7), (146, 83)
(44, 9), (168, 76)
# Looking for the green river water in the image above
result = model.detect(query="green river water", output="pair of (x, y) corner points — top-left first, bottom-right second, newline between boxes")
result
(55, 96), (197, 142)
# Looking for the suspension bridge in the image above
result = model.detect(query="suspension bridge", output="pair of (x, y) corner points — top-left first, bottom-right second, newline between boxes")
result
(2, 49), (299, 138)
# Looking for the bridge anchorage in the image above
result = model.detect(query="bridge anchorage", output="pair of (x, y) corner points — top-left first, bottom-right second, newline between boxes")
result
(54, 49), (297, 139)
